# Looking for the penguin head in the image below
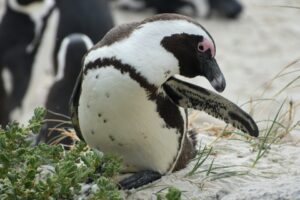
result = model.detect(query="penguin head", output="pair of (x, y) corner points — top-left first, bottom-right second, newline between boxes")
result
(160, 24), (225, 92)
(85, 14), (225, 92)
(56, 34), (93, 82)
(139, 14), (225, 92)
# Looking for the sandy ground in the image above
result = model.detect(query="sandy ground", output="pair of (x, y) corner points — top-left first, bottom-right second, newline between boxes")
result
(1, 0), (300, 199)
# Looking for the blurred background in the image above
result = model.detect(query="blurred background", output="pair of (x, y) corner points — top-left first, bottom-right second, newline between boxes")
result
(0, 0), (299, 130)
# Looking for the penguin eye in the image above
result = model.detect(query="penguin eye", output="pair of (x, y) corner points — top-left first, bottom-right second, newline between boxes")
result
(197, 43), (205, 52)
(197, 39), (215, 58)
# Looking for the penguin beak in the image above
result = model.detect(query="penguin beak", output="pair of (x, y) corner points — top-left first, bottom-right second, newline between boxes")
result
(202, 58), (226, 92)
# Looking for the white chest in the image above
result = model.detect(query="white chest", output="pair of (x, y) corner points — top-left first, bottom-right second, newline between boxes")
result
(78, 66), (186, 174)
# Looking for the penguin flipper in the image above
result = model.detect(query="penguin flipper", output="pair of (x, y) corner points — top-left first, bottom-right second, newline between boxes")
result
(69, 69), (85, 141)
(162, 77), (259, 137)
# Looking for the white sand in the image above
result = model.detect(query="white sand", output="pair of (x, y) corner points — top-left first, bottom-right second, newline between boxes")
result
(1, 0), (300, 199)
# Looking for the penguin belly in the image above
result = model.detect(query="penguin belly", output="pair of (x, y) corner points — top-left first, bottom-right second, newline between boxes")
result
(78, 66), (185, 174)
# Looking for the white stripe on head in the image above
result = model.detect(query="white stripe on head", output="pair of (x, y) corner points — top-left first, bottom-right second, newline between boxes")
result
(85, 19), (213, 87)
(56, 34), (93, 82)
(56, 36), (70, 82)
(0, 1), (6, 23)
(80, 34), (93, 50)
(2, 67), (13, 95)
(7, 0), (55, 52)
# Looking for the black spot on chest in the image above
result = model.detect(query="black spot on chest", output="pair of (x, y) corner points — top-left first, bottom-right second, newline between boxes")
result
(109, 135), (115, 141)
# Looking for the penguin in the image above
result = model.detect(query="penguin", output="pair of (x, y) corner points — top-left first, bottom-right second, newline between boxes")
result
(116, 0), (198, 16)
(37, 34), (93, 145)
(69, 13), (259, 189)
(53, 0), (114, 73)
(115, 0), (243, 19)
(0, 0), (55, 125)
(0, 0), (114, 125)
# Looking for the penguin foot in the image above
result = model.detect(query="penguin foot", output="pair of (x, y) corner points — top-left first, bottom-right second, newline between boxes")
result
(119, 170), (161, 190)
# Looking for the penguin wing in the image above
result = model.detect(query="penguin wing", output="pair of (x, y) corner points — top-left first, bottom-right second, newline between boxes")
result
(69, 69), (85, 141)
(162, 77), (259, 137)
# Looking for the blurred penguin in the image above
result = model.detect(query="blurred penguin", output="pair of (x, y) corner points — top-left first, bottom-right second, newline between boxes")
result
(53, 0), (114, 72)
(38, 34), (93, 146)
(0, 0), (114, 126)
(115, 0), (243, 19)
(0, 0), (55, 125)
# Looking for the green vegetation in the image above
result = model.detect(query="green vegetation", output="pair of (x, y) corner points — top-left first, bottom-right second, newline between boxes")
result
(0, 108), (122, 200)
(156, 187), (182, 200)
(186, 143), (214, 177)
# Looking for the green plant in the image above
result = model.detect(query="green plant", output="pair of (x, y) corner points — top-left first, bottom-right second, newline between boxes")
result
(0, 108), (122, 199)
(185, 142), (214, 177)
(252, 100), (285, 167)
(156, 187), (182, 200)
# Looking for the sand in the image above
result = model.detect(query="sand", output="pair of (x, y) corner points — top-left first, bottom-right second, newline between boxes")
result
(1, 0), (300, 199)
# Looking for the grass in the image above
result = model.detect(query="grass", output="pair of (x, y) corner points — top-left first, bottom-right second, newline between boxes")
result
(252, 100), (286, 167)
(185, 142), (214, 177)
(156, 187), (182, 200)
(182, 57), (300, 192)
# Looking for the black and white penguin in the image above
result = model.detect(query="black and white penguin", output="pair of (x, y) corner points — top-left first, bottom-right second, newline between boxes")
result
(0, 0), (55, 125)
(38, 34), (93, 145)
(70, 14), (259, 189)
(0, 0), (114, 125)
(53, 0), (114, 73)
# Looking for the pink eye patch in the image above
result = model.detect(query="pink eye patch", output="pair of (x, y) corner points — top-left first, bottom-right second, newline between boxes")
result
(198, 38), (215, 58)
